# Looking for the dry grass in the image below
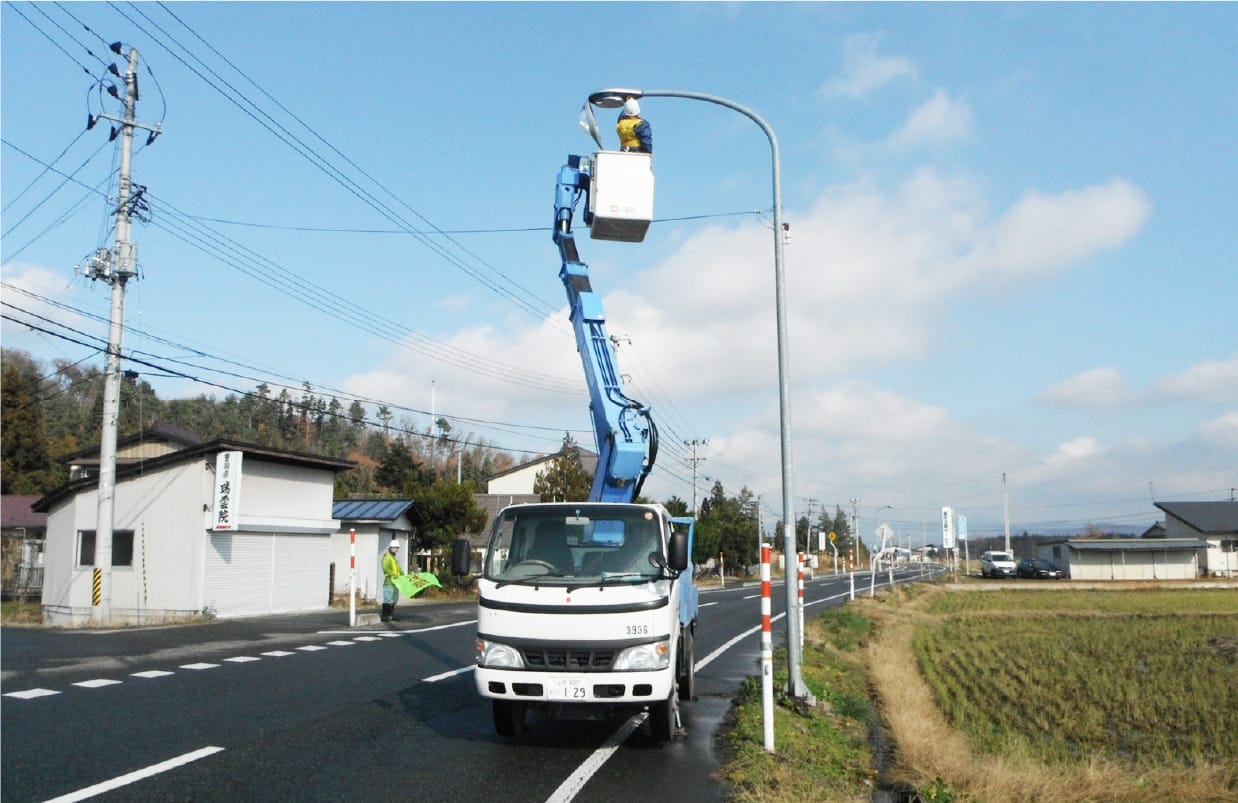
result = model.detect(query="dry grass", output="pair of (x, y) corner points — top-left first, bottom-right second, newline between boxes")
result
(857, 584), (1238, 802)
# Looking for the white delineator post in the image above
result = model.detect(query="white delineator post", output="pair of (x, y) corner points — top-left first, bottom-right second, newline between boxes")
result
(349, 528), (356, 627)
(797, 552), (805, 651)
(760, 544), (775, 752)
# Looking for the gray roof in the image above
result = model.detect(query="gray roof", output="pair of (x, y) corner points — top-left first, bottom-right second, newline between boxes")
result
(1068, 538), (1210, 553)
(333, 498), (415, 523)
(1154, 501), (1238, 534)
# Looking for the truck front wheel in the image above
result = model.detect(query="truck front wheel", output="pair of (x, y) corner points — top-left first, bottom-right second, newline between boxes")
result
(650, 687), (679, 741)
(677, 625), (696, 701)
(493, 700), (526, 738)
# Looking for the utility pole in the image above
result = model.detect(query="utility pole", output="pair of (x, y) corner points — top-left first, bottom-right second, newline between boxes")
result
(83, 46), (156, 623)
(849, 497), (861, 556)
(684, 438), (708, 514)
(1002, 473), (1011, 555)
(801, 497), (817, 553)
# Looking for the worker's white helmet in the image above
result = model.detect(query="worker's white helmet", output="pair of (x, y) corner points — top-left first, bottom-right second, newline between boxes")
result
(388, 539), (400, 550)
(623, 98), (640, 117)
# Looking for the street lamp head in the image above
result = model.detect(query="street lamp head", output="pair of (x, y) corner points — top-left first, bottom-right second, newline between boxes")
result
(588, 88), (644, 108)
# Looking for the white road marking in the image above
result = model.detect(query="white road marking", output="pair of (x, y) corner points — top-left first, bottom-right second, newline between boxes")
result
(41, 745), (224, 802)
(178, 663), (219, 670)
(3, 688), (59, 699)
(261, 650), (295, 657)
(545, 713), (648, 803)
(352, 636), (381, 642)
(317, 618), (477, 637)
(223, 656), (261, 663)
(131, 670), (174, 678)
(325, 640), (355, 647)
(295, 645), (327, 652)
(422, 665), (474, 683)
(72, 679), (122, 689)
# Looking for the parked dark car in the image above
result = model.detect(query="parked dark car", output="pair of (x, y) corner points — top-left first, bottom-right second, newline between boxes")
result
(1016, 558), (1062, 579)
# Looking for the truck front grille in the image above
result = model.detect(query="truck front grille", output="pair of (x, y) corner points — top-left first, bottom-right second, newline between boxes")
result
(522, 647), (615, 671)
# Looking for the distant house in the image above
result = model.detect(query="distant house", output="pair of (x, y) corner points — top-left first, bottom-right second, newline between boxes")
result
(35, 431), (352, 624)
(1155, 501), (1238, 578)
(484, 449), (599, 496)
(1, 495), (48, 599)
(330, 498), (423, 601)
(59, 420), (203, 481)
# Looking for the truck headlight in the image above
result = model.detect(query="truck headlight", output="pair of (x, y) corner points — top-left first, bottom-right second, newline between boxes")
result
(477, 639), (525, 669)
(613, 640), (670, 671)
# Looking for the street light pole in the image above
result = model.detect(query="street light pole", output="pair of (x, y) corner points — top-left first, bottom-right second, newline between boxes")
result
(586, 88), (803, 699)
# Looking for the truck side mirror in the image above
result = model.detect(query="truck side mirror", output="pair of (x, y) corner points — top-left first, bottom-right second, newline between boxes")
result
(666, 530), (689, 572)
(451, 538), (473, 577)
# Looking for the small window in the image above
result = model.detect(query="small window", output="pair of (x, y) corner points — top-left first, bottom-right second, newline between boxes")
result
(78, 530), (135, 567)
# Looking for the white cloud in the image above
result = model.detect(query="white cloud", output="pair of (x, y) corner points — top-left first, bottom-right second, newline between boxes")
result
(1155, 354), (1238, 404)
(952, 179), (1152, 288)
(888, 89), (974, 150)
(0, 263), (85, 346)
(819, 32), (917, 100)
(1201, 410), (1238, 446)
(1041, 367), (1133, 407)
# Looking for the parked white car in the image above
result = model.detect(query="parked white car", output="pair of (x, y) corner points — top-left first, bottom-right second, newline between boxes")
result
(980, 550), (1018, 578)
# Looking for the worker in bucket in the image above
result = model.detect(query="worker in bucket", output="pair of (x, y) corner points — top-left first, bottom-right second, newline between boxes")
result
(381, 539), (403, 622)
(617, 98), (652, 154)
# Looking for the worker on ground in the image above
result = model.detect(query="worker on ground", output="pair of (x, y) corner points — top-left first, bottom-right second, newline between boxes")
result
(617, 98), (652, 154)
(381, 539), (403, 622)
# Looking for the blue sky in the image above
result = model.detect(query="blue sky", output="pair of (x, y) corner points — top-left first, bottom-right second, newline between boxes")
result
(3, 2), (1235, 541)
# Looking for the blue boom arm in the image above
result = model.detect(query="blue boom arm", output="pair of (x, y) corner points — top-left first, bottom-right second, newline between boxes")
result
(553, 155), (658, 503)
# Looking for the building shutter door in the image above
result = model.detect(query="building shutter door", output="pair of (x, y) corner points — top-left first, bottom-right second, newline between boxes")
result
(204, 532), (273, 617)
(272, 534), (330, 612)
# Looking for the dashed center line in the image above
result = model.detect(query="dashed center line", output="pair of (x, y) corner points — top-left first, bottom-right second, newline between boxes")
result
(3, 687), (59, 699)
(73, 679), (123, 688)
(261, 650), (295, 657)
(179, 662), (220, 670)
(223, 656), (261, 663)
(131, 670), (175, 678)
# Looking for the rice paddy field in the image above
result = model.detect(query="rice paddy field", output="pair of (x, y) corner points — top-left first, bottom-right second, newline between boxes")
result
(900, 584), (1238, 799)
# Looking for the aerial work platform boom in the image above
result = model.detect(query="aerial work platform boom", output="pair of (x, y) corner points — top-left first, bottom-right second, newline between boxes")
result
(552, 153), (657, 503)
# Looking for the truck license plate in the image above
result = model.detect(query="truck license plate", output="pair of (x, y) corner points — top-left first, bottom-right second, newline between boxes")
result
(548, 678), (587, 700)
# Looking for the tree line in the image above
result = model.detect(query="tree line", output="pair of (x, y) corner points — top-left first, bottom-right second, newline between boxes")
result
(2, 347), (855, 562)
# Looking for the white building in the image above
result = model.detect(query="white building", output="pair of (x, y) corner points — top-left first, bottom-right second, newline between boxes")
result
(1057, 538), (1208, 581)
(1155, 501), (1238, 578)
(35, 437), (352, 624)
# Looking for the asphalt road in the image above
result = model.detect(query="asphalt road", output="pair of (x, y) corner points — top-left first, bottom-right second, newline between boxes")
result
(1, 567), (937, 802)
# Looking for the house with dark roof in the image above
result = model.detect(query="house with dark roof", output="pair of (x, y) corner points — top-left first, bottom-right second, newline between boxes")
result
(2, 494), (48, 599)
(58, 421), (204, 481)
(330, 498), (423, 601)
(34, 429), (353, 624)
(1155, 501), (1238, 578)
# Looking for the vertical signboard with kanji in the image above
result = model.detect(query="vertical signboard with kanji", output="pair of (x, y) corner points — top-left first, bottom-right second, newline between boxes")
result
(212, 451), (243, 531)
(941, 506), (956, 550)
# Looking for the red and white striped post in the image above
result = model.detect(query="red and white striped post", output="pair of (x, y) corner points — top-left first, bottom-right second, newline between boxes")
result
(348, 528), (356, 627)
(760, 543), (775, 752)
(797, 552), (806, 651)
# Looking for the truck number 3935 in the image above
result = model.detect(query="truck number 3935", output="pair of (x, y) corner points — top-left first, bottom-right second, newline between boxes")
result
(625, 624), (649, 636)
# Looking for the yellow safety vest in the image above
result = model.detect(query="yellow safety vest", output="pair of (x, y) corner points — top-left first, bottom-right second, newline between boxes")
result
(382, 551), (402, 584)
(617, 116), (647, 151)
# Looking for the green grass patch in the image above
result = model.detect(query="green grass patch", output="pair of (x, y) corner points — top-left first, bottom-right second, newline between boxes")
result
(719, 606), (878, 801)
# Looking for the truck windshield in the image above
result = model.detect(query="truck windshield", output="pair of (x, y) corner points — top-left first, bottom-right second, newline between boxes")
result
(485, 504), (664, 584)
